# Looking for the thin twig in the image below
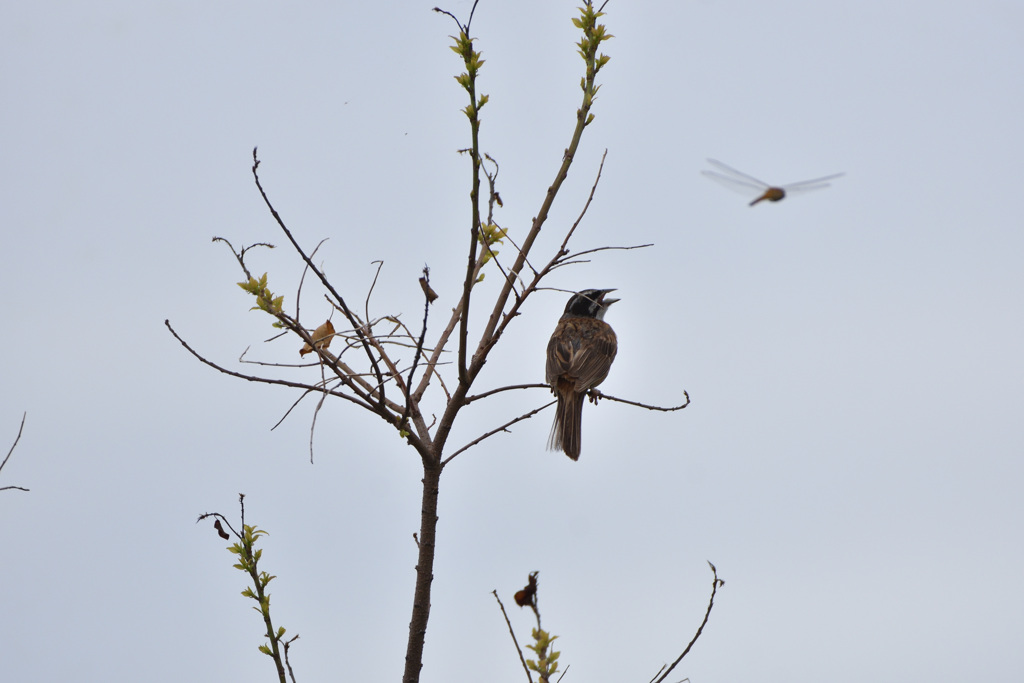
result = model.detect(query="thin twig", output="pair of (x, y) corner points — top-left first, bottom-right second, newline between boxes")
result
(374, 309), (452, 405)
(431, 0), (481, 36)
(165, 320), (380, 413)
(465, 0), (481, 32)
(308, 384), (329, 463)
(271, 386), (322, 431)
(297, 238), (331, 325)
(401, 268), (434, 430)
(284, 635), (300, 683)
(228, 270), (379, 407)
(441, 401), (555, 466)
(470, 152), (619, 367)
(0, 412), (29, 492)
(483, 153), (501, 226)
(492, 590), (533, 683)
(365, 260), (385, 328)
(547, 243), (653, 273)
(558, 148), (607, 253)
(212, 237), (274, 282)
(251, 148), (388, 405)
(566, 242), (653, 260)
(464, 383), (549, 404)
(652, 562), (725, 683)
(302, 299), (339, 463)
(591, 389), (690, 412)
(431, 6), (461, 30)
(648, 665), (667, 683)
(492, 228), (535, 285)
(322, 291), (412, 414)
(479, 224), (516, 298)
(196, 511), (241, 539)
(476, 157), (520, 300)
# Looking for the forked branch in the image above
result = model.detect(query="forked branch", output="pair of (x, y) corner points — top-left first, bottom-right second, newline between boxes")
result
(164, 320), (426, 450)
(251, 148), (388, 403)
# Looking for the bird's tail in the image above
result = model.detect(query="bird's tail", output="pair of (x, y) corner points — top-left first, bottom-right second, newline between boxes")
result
(548, 391), (585, 461)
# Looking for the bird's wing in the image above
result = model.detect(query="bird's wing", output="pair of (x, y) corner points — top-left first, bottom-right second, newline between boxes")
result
(571, 338), (617, 391)
(546, 326), (575, 385)
(546, 319), (617, 391)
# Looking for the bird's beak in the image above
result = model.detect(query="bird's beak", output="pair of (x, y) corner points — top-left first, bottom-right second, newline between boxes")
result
(599, 289), (619, 306)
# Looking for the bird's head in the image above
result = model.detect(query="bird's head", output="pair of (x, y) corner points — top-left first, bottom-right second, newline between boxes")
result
(563, 288), (619, 320)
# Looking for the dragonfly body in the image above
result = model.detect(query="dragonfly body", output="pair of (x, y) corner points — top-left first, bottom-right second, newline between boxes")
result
(752, 186), (787, 205)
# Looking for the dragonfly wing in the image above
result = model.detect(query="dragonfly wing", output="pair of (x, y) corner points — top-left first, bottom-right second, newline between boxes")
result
(702, 170), (765, 198)
(780, 172), (845, 190)
(706, 159), (771, 188)
(780, 183), (832, 195)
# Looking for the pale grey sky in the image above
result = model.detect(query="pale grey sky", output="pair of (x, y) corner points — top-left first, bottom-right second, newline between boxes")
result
(2, 1), (1022, 682)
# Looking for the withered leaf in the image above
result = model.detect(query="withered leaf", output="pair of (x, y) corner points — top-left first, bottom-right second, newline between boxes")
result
(514, 571), (539, 607)
(299, 319), (336, 356)
(419, 276), (439, 303)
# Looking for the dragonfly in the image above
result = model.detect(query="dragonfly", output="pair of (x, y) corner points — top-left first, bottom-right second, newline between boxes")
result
(702, 159), (844, 206)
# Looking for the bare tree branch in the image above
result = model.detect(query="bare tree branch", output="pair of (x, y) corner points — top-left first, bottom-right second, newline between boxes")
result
(492, 590), (534, 683)
(431, 0), (481, 34)
(469, 150), (624, 369)
(400, 267), (435, 431)
(214, 235), (386, 408)
(441, 401), (554, 466)
(365, 260), (385, 326)
(591, 389), (691, 412)
(196, 510), (241, 539)
(270, 384), (332, 431)
(651, 562), (725, 683)
(0, 412), (29, 493)
(490, 228), (536, 286)
(211, 236), (274, 281)
(163, 319), (416, 425)
(251, 148), (388, 405)
(308, 385), (329, 463)
(558, 148), (607, 254)
(284, 634), (300, 683)
(410, 253), (486, 403)
(558, 241), (653, 263)
(464, 383), (549, 404)
(295, 237), (330, 325)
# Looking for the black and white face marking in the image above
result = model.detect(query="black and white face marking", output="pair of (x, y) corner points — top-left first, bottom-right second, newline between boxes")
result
(563, 288), (619, 320)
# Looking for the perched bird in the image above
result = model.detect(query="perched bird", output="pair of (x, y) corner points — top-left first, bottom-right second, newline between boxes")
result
(546, 289), (619, 460)
(702, 158), (844, 206)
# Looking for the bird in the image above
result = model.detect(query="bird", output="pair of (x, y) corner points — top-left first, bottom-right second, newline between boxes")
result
(545, 289), (619, 460)
(702, 158), (844, 206)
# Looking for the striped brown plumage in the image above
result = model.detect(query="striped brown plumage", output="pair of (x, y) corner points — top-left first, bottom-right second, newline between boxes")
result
(545, 289), (618, 460)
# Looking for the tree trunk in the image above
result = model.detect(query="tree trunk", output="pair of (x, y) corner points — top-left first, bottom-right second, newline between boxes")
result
(402, 459), (442, 683)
